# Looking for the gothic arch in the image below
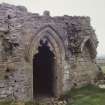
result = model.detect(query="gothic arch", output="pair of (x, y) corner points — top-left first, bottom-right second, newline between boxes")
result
(81, 36), (97, 59)
(25, 25), (65, 62)
(80, 36), (90, 52)
(25, 25), (66, 97)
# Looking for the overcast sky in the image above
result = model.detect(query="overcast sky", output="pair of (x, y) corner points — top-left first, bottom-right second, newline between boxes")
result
(0, 0), (105, 57)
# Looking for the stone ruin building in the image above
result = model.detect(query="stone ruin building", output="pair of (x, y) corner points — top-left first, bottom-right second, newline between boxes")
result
(0, 3), (99, 101)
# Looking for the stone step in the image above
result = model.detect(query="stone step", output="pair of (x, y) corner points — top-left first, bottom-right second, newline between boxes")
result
(34, 97), (67, 105)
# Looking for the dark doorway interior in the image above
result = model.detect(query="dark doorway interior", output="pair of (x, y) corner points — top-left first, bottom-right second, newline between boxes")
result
(33, 40), (55, 98)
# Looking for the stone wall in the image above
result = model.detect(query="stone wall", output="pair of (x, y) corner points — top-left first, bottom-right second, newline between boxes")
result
(0, 3), (98, 101)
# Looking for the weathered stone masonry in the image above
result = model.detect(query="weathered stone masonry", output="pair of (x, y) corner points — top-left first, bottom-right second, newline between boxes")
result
(0, 3), (98, 101)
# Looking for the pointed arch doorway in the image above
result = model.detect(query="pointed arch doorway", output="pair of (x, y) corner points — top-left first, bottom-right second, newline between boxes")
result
(33, 39), (55, 97)
(25, 26), (66, 100)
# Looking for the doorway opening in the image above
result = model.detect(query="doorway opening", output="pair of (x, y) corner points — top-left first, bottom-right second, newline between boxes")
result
(33, 40), (55, 98)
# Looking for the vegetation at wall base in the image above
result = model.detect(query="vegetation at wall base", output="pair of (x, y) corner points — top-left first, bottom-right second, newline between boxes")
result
(0, 85), (105, 105)
(66, 84), (105, 105)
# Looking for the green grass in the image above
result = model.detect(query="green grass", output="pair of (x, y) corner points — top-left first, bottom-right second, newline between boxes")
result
(66, 85), (105, 105)
(101, 66), (105, 74)
(0, 85), (105, 105)
(0, 101), (13, 105)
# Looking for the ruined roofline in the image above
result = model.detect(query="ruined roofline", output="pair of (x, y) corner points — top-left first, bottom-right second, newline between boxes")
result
(0, 2), (90, 19)
(0, 2), (98, 55)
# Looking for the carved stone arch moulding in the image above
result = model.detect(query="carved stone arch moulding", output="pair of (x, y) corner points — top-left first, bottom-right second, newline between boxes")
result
(24, 25), (66, 96)
(80, 36), (97, 59)
(80, 36), (90, 52)
(25, 25), (66, 63)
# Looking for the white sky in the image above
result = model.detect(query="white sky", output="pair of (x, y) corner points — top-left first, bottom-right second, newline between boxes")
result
(0, 0), (105, 57)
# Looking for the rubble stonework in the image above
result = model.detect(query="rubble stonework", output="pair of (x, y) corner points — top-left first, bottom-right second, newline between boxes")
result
(0, 3), (99, 101)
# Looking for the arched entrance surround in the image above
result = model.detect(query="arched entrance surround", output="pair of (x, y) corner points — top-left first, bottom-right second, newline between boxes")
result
(80, 36), (97, 59)
(25, 25), (66, 99)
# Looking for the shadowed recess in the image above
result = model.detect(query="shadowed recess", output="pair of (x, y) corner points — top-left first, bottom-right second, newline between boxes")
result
(33, 40), (55, 98)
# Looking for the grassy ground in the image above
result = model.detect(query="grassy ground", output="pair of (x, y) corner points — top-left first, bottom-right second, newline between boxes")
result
(101, 65), (105, 74)
(0, 85), (105, 105)
(67, 85), (105, 105)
